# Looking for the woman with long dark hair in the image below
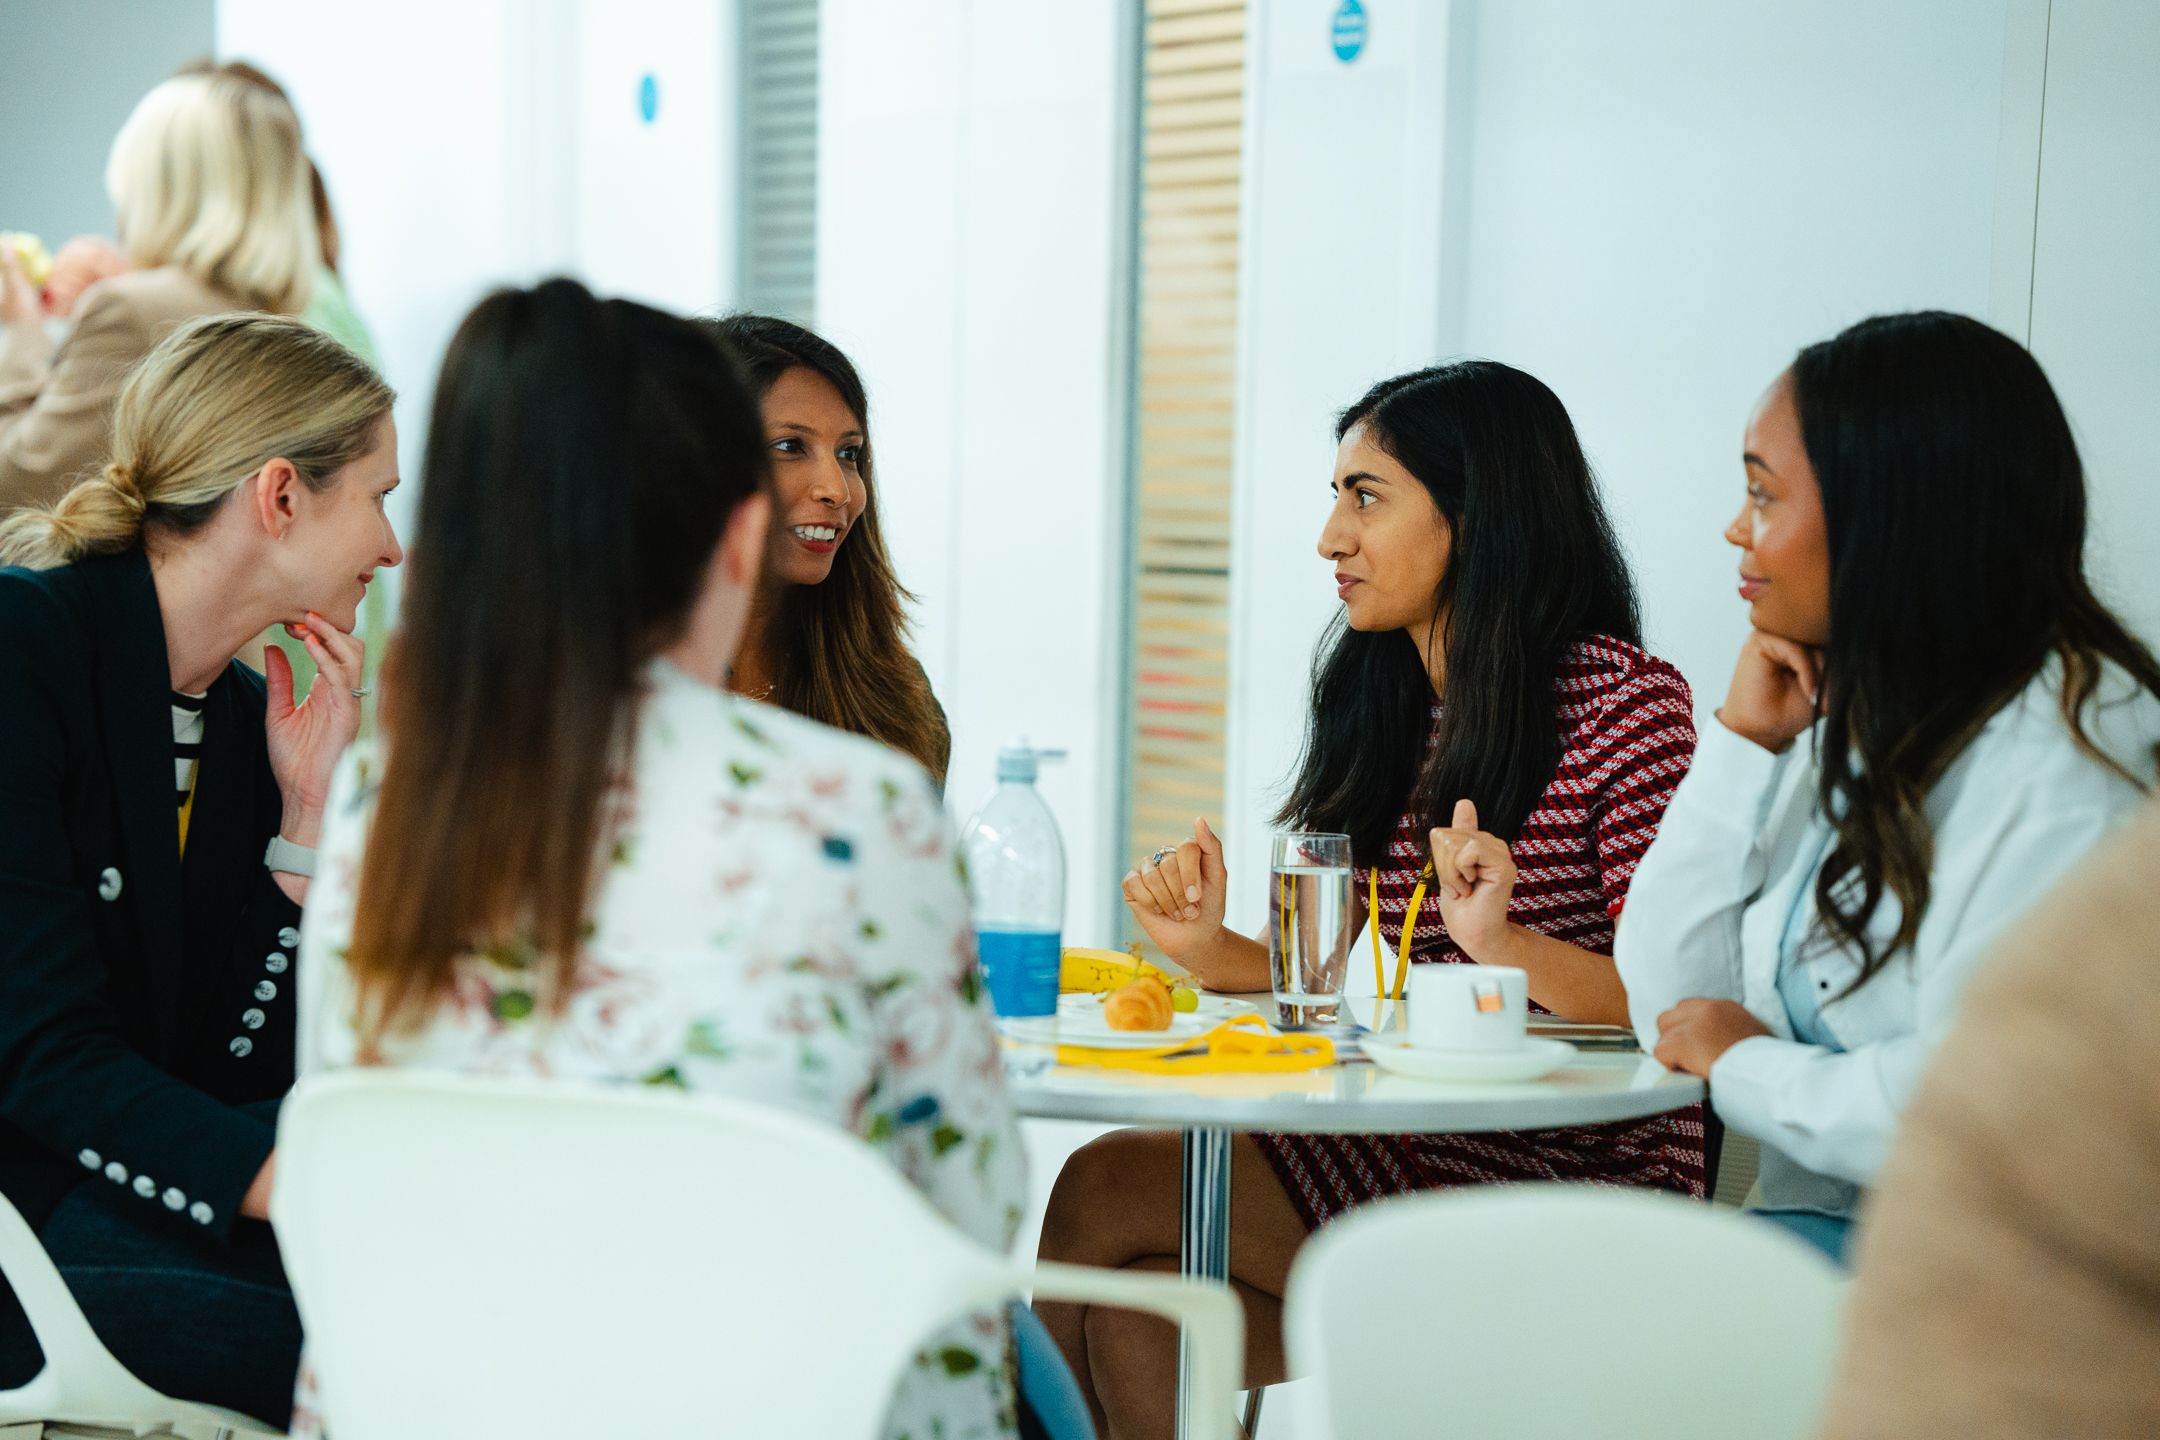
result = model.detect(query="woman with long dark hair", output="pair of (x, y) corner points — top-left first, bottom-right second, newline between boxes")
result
(1035, 361), (1704, 1438)
(703, 315), (950, 784)
(1616, 310), (2160, 1265)
(292, 281), (1024, 1440)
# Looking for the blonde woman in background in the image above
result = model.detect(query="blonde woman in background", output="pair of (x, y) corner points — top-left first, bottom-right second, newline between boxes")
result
(0, 70), (317, 512)
(0, 313), (400, 1425)
(179, 57), (381, 367)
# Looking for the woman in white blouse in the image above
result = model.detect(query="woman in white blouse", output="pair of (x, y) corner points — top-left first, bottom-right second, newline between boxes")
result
(294, 281), (1026, 1439)
(1615, 311), (2160, 1262)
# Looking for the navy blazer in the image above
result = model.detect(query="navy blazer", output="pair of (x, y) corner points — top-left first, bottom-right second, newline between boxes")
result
(0, 547), (299, 1244)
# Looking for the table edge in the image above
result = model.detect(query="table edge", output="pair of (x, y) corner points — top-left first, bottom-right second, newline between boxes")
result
(1011, 1076), (1705, 1135)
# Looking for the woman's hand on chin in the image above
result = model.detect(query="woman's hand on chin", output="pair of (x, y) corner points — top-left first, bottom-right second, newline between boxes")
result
(1717, 628), (1823, 753)
(265, 610), (367, 843)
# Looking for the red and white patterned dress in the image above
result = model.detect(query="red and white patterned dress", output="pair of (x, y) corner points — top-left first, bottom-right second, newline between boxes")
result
(1254, 635), (1707, 1229)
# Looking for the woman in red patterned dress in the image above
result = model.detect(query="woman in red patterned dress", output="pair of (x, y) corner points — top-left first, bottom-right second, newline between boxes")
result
(1034, 361), (1704, 1439)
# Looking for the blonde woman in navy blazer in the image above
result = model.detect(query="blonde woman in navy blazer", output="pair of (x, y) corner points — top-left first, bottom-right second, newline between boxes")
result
(0, 313), (400, 1424)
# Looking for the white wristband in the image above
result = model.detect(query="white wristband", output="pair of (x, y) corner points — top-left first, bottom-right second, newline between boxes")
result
(264, 835), (317, 879)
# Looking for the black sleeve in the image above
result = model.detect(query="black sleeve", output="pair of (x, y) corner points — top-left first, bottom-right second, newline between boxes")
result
(222, 834), (303, 1091)
(205, 660), (304, 1093)
(0, 575), (274, 1243)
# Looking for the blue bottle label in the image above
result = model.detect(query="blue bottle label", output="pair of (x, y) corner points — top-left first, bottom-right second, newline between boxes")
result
(978, 928), (1061, 1018)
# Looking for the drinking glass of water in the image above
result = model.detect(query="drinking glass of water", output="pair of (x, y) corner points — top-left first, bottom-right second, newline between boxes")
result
(1269, 831), (1354, 1029)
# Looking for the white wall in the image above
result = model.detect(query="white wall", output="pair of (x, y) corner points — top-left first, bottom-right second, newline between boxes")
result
(2027, 0), (2160, 643)
(819, 0), (1133, 945)
(0, 0), (214, 244)
(1221, 0), (2075, 925)
(216, 0), (576, 561)
(200, 0), (2160, 952)
(1221, 0), (1458, 928)
(219, 0), (1138, 951)
(1444, 0), (2033, 693)
(570, 0), (737, 315)
(215, 0), (740, 577)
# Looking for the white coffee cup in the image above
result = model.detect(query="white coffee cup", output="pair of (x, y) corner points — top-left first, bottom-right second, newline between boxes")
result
(1409, 965), (1529, 1052)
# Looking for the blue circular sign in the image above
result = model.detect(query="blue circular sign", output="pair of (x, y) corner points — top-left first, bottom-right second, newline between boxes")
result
(1331, 0), (1368, 62)
(638, 73), (659, 124)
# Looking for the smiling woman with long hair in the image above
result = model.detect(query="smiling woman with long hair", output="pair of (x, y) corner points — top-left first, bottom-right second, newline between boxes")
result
(703, 315), (950, 785)
(1035, 360), (1705, 1438)
(1616, 310), (2160, 1266)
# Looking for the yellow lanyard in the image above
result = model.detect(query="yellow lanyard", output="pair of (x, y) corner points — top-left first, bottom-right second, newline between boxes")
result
(1370, 861), (1434, 1002)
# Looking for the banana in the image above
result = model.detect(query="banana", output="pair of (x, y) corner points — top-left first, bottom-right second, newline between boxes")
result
(1, 233), (52, 288)
(1060, 945), (1193, 994)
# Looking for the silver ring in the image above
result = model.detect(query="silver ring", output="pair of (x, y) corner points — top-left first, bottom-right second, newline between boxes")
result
(1149, 846), (1173, 867)
(349, 687), (372, 699)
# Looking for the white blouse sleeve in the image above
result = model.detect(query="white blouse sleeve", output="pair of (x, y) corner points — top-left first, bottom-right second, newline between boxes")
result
(1709, 774), (2138, 1186)
(851, 761), (1027, 1253)
(1614, 718), (1796, 1049)
(294, 747), (373, 1078)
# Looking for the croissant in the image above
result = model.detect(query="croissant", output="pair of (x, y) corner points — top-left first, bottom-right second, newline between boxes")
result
(1104, 976), (1176, 1031)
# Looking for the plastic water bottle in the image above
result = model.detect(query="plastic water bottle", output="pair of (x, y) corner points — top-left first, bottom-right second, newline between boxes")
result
(961, 741), (1066, 1019)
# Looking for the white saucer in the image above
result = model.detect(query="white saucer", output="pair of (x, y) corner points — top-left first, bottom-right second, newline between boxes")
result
(1359, 1034), (1576, 1083)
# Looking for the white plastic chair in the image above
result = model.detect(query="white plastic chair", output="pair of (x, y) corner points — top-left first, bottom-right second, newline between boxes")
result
(1284, 1185), (1846, 1440)
(0, 1191), (281, 1437)
(272, 1070), (1242, 1439)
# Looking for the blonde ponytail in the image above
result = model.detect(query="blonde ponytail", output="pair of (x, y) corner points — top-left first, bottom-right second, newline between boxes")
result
(0, 313), (393, 571)
(0, 463), (147, 570)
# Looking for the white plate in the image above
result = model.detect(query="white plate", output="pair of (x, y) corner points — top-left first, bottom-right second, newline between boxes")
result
(1359, 1035), (1577, 1083)
(1058, 991), (1254, 1023)
(1001, 992), (1254, 1050)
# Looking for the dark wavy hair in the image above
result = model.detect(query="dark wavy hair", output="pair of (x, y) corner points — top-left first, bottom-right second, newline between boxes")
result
(1793, 311), (2160, 993)
(351, 280), (768, 1035)
(1277, 361), (1641, 864)
(705, 315), (950, 785)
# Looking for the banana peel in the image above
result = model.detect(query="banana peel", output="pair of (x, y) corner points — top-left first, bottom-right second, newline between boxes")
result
(1060, 945), (1200, 1010)
(1060, 945), (1172, 991)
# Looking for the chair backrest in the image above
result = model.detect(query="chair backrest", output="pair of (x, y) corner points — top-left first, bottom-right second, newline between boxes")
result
(1284, 1185), (1846, 1440)
(272, 1070), (1024, 1440)
(0, 1189), (271, 1433)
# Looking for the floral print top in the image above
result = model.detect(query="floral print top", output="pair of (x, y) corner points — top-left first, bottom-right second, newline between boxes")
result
(292, 658), (1026, 1440)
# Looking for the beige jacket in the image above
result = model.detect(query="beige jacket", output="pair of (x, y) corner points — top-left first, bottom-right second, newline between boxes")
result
(0, 268), (247, 515)
(1820, 796), (2160, 1439)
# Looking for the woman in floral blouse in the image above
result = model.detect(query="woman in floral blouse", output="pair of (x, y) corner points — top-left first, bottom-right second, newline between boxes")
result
(292, 280), (1025, 1440)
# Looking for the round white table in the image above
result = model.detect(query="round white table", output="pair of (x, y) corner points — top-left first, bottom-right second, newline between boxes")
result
(1004, 997), (1705, 1439)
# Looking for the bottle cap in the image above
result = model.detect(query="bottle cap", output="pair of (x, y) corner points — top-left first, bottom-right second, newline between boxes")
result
(996, 738), (1067, 784)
